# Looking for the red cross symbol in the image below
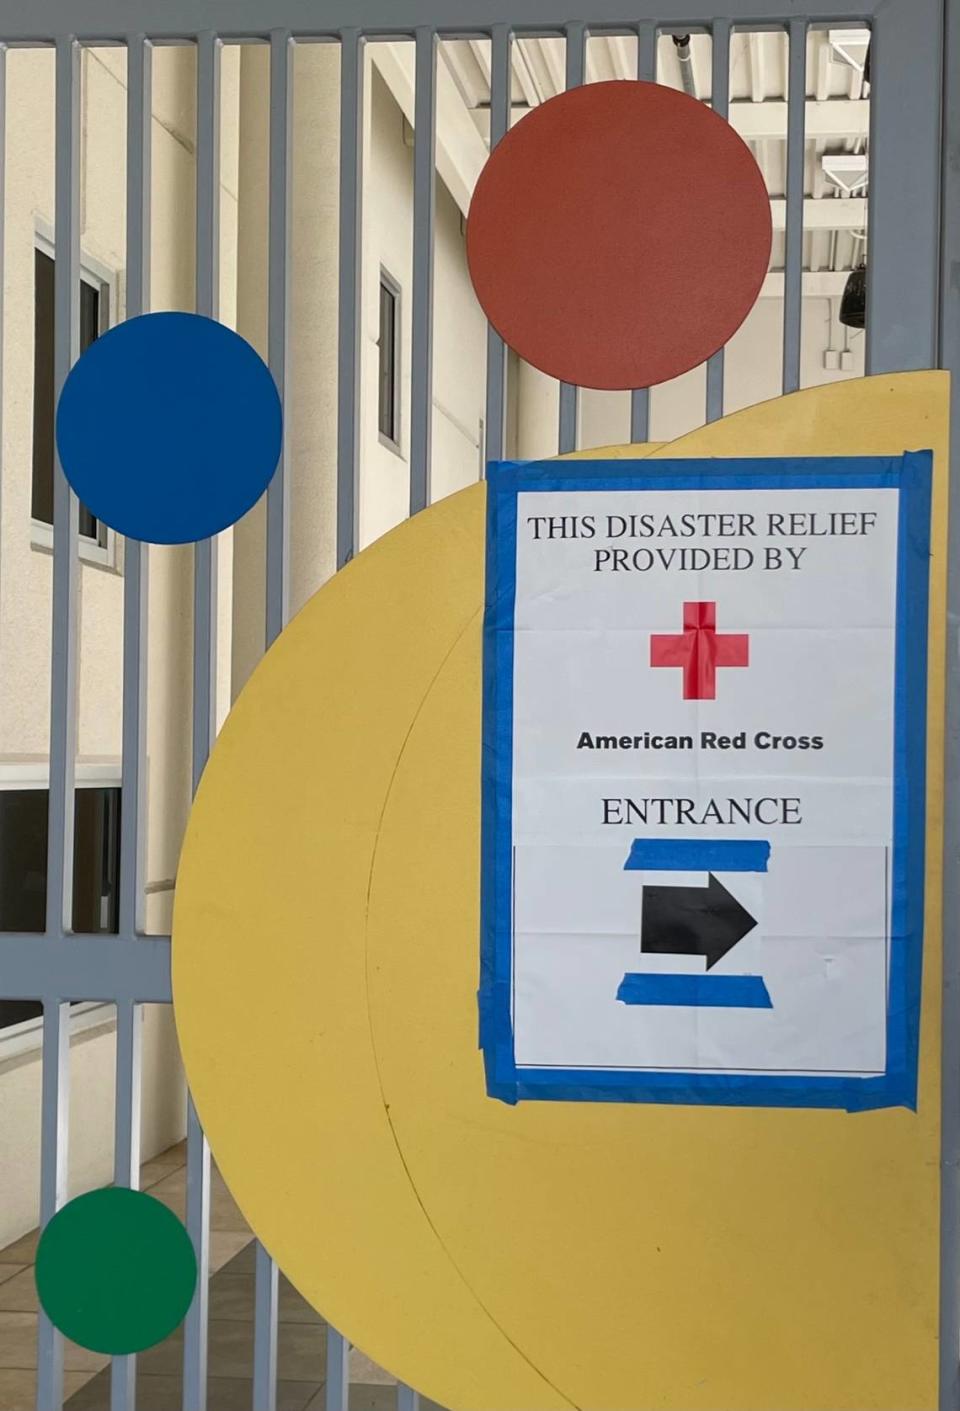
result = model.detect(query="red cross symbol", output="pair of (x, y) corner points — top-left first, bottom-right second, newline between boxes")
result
(650, 601), (749, 700)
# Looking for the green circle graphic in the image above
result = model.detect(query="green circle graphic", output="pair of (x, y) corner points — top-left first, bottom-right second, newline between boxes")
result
(35, 1187), (197, 1354)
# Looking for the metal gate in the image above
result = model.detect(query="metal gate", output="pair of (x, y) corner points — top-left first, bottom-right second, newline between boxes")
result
(0, 0), (956, 1408)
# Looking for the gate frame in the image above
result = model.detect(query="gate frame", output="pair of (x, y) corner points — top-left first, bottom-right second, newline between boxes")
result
(0, 0), (954, 1406)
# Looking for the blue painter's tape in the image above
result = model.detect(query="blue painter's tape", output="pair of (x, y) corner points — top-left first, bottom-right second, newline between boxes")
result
(623, 839), (770, 873)
(478, 453), (932, 1112)
(617, 973), (773, 1009)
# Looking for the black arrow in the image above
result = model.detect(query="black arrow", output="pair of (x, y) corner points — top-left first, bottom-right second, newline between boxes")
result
(641, 873), (757, 970)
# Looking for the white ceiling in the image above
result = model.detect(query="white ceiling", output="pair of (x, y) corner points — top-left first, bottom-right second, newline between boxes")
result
(436, 27), (869, 276)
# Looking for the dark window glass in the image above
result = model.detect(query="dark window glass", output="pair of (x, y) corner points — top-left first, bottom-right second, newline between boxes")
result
(0, 787), (121, 1030)
(77, 282), (100, 541)
(32, 248), (103, 542)
(378, 277), (399, 444)
(31, 250), (55, 525)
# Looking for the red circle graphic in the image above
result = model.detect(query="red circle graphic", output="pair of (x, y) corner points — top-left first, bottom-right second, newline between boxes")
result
(466, 80), (773, 391)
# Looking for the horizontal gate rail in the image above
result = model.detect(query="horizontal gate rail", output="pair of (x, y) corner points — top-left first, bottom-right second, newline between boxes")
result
(0, 936), (172, 1001)
(0, 1), (899, 45)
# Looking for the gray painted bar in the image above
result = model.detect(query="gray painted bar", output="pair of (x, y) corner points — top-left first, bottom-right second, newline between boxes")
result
(409, 27), (438, 514)
(265, 29), (293, 643)
(705, 19), (730, 424)
(337, 29), (364, 566)
(629, 19), (656, 445)
(483, 22), (511, 466)
(557, 20), (585, 455)
(324, 1329), (350, 1411)
(183, 31), (222, 1411)
(0, 0), (895, 46)
(37, 37), (81, 1409)
(781, 17), (804, 394)
(112, 65), (152, 1411)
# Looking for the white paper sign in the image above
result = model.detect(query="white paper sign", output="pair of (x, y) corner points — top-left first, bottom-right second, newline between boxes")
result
(479, 457), (930, 1110)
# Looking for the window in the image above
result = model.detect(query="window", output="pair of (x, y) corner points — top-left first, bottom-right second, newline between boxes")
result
(0, 786), (121, 1031)
(378, 271), (401, 449)
(32, 246), (108, 545)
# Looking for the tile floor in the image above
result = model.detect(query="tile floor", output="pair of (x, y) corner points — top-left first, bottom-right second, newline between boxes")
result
(0, 1143), (445, 1411)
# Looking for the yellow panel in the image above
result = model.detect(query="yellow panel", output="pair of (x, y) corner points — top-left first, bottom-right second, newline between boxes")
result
(561, 440), (665, 459)
(173, 373), (947, 1411)
(173, 501), (566, 1409)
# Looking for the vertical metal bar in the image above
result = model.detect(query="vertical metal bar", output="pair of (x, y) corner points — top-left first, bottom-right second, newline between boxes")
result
(630, 21), (656, 445)
(782, 19), (806, 395)
(113, 43), (152, 1395)
(635, 25), (655, 94)
(483, 23), (510, 468)
(867, 0), (941, 375)
(324, 1329), (350, 1411)
(251, 32), (292, 1411)
(37, 1000), (70, 1411)
(337, 29), (364, 566)
(110, 1004), (142, 1411)
(850, 1), (947, 1401)
(397, 1385), (421, 1411)
(265, 29), (292, 644)
(409, 27), (436, 514)
(47, 35), (81, 939)
(38, 41), (80, 1408)
(183, 1099), (210, 1411)
(119, 34), (151, 946)
(195, 32), (221, 325)
(191, 547), (217, 786)
(564, 27), (585, 97)
(191, 28), (220, 793)
(191, 28), (220, 784)
(124, 37), (152, 325)
(184, 32), (221, 1411)
(558, 22), (585, 455)
(252, 1242), (279, 1411)
(705, 20), (730, 424)
(112, 1006), (143, 1192)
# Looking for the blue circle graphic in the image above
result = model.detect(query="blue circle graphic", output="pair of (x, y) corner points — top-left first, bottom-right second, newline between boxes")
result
(56, 312), (282, 544)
